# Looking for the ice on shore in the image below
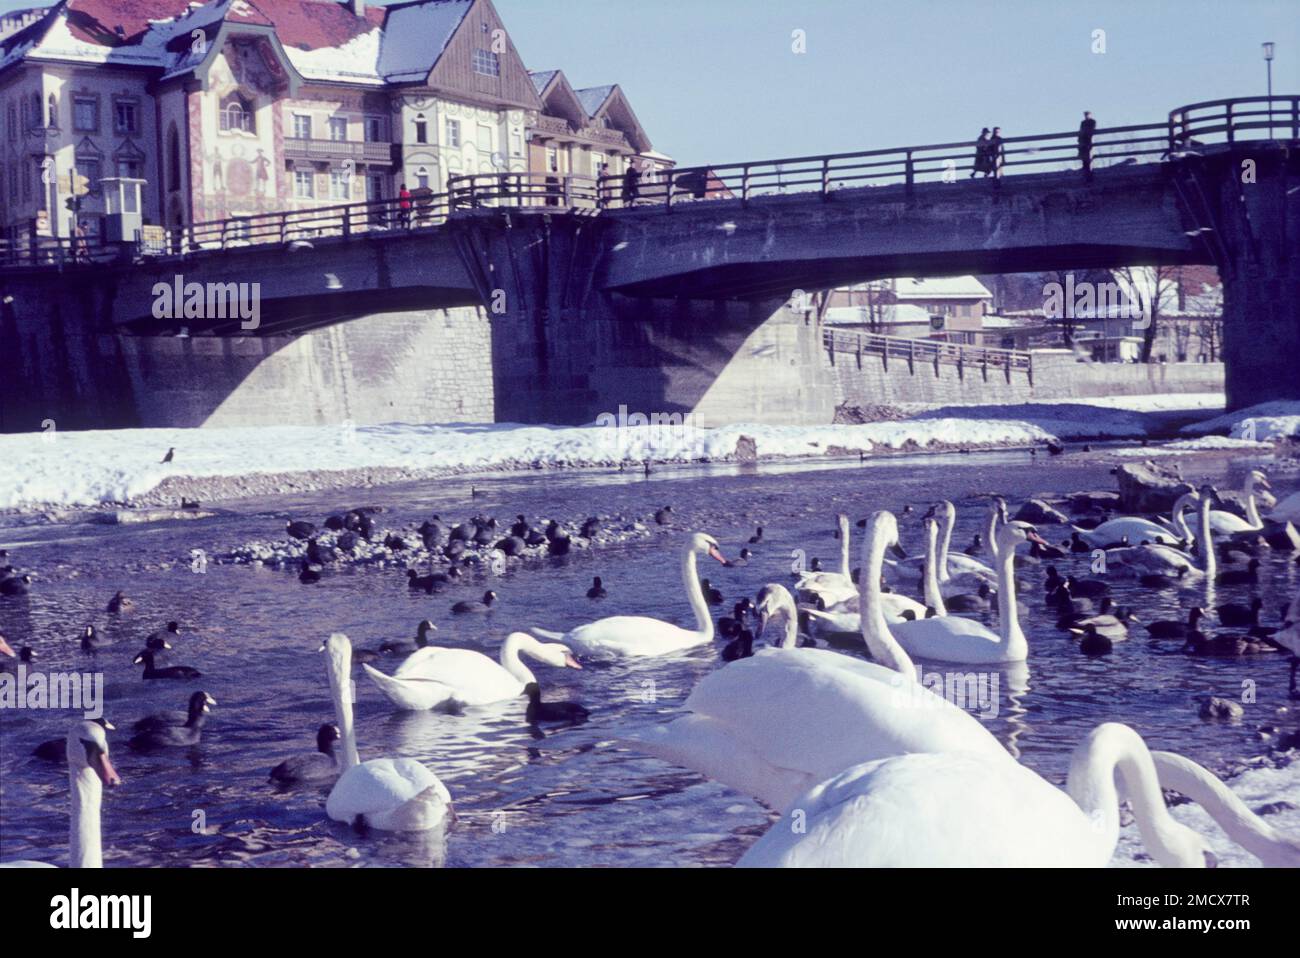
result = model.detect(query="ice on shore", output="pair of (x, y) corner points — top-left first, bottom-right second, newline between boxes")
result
(1183, 400), (1300, 441)
(0, 393), (1228, 510)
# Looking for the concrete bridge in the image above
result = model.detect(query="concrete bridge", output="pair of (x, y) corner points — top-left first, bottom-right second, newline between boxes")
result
(0, 96), (1295, 429)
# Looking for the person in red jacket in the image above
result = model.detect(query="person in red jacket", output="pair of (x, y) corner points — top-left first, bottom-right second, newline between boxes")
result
(397, 183), (412, 228)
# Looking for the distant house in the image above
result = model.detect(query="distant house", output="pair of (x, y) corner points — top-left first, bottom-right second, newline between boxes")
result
(824, 275), (994, 342)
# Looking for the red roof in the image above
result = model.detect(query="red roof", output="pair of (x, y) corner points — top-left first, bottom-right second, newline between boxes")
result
(60, 0), (386, 50)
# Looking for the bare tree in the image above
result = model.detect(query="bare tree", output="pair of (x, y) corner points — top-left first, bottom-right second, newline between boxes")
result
(1113, 265), (1180, 363)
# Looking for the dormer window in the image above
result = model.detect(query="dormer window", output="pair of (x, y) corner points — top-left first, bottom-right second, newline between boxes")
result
(219, 93), (254, 134)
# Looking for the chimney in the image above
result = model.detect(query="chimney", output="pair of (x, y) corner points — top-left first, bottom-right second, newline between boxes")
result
(349, 0), (365, 15)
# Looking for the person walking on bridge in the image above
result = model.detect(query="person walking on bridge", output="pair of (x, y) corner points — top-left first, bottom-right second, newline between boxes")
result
(971, 128), (991, 178)
(988, 127), (1005, 179)
(622, 163), (641, 206)
(397, 182), (412, 227)
(1078, 111), (1097, 179)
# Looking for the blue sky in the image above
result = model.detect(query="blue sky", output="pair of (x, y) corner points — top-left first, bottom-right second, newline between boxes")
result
(5, 0), (1296, 165)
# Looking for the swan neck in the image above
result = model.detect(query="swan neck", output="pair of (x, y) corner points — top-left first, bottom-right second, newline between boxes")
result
(683, 546), (713, 639)
(1244, 486), (1262, 527)
(328, 653), (361, 769)
(1152, 752), (1289, 865)
(923, 522), (947, 615)
(996, 538), (1026, 659)
(69, 762), (103, 868)
(500, 634), (538, 686)
(1172, 494), (1195, 543)
(860, 520), (918, 678)
(985, 506), (1001, 560)
(839, 517), (851, 578)
(1069, 724), (1185, 866)
(937, 505), (954, 582)
(1199, 497), (1216, 577)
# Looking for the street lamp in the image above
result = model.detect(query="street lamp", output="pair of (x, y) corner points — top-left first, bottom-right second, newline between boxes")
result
(1263, 42), (1275, 137)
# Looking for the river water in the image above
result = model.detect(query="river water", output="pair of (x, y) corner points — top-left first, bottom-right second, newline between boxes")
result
(1, 449), (1297, 867)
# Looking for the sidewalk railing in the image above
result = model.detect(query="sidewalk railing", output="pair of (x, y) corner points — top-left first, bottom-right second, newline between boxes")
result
(823, 326), (1033, 382)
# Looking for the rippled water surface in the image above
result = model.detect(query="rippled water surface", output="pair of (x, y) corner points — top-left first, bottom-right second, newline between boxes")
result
(2, 450), (1297, 867)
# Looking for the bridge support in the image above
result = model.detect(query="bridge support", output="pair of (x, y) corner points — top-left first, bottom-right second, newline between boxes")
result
(1177, 145), (1300, 410)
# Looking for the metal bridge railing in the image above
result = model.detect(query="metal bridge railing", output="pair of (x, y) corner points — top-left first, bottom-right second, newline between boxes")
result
(823, 326), (1033, 382)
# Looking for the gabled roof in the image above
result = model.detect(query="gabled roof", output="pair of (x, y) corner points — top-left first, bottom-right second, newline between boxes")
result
(893, 276), (993, 301)
(573, 83), (650, 152)
(574, 84), (614, 117)
(529, 68), (558, 95)
(530, 68), (587, 127)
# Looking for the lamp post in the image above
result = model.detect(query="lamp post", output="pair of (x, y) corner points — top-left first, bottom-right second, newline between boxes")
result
(1263, 42), (1275, 137)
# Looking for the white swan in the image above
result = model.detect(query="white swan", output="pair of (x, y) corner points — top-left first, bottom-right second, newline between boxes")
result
(322, 633), (452, 831)
(737, 723), (1217, 867)
(363, 632), (582, 711)
(1206, 470), (1269, 535)
(625, 521), (1013, 813)
(1105, 492), (1201, 576)
(794, 513), (855, 604)
(1, 721), (121, 868)
(887, 501), (998, 596)
(920, 514), (948, 616)
(883, 518), (1044, 664)
(529, 532), (726, 658)
(1150, 750), (1300, 866)
(1079, 494), (1195, 549)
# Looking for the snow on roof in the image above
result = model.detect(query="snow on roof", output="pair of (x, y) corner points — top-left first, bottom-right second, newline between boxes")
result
(2, 0), (469, 84)
(530, 68), (558, 93)
(892, 276), (992, 301)
(575, 84), (614, 117)
(824, 304), (934, 326)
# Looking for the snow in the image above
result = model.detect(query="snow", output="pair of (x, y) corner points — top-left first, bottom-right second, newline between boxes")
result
(1183, 400), (1300, 441)
(1110, 436), (1274, 457)
(1113, 760), (1300, 868)
(0, 393), (1223, 511)
(286, 25), (383, 83)
(377, 0), (471, 82)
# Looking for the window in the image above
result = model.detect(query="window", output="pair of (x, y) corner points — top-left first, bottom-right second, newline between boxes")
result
(415, 167), (429, 190)
(47, 93), (57, 127)
(220, 94), (254, 133)
(475, 124), (492, 152)
(329, 170), (350, 199)
(113, 99), (138, 134)
(292, 114), (312, 139)
(27, 92), (40, 129)
(116, 159), (142, 179)
(472, 49), (500, 77)
(328, 117), (347, 141)
(443, 118), (459, 147)
(7, 104), (15, 139)
(414, 114), (427, 144)
(7, 164), (15, 201)
(294, 169), (315, 198)
(75, 157), (101, 193)
(363, 115), (385, 142)
(590, 151), (604, 176)
(167, 124), (181, 187)
(546, 147), (558, 173)
(510, 131), (522, 157)
(365, 173), (385, 201)
(73, 95), (98, 132)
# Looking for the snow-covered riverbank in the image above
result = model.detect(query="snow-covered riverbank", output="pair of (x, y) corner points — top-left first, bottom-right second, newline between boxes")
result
(0, 393), (1230, 512)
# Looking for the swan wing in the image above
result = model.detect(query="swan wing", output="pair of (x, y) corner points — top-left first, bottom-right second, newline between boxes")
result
(651, 648), (1007, 810)
(737, 752), (1104, 867)
(362, 663), (459, 711)
(1086, 517), (1175, 546)
(534, 616), (703, 658)
(1208, 510), (1255, 535)
(946, 554), (994, 578)
(890, 616), (1014, 664)
(392, 648), (520, 704)
(326, 758), (450, 831)
(1269, 491), (1300, 523)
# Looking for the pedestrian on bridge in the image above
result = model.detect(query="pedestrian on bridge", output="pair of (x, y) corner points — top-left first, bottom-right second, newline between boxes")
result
(988, 127), (1006, 179)
(398, 183), (412, 228)
(971, 128), (991, 178)
(1078, 111), (1097, 179)
(622, 164), (641, 205)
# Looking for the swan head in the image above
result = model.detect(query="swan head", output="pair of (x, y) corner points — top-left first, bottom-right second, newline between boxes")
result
(756, 584), (798, 648)
(690, 532), (726, 565)
(1148, 819), (1219, 869)
(318, 632), (353, 682)
(993, 496), (1008, 520)
(996, 520), (1048, 553)
(0, 634), (14, 658)
(517, 633), (583, 670)
(1247, 469), (1271, 493)
(865, 511), (909, 559)
(68, 720), (121, 787)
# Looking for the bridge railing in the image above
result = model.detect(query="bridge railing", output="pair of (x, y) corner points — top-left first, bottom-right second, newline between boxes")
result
(1169, 95), (1300, 147)
(0, 233), (119, 268)
(446, 173), (600, 211)
(822, 326), (1033, 381)
(159, 193), (452, 254)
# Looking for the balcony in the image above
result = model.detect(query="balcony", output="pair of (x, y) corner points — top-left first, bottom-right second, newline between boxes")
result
(283, 137), (394, 166)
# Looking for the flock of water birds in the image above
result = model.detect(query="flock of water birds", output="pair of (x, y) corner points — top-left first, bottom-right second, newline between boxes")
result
(3, 467), (1300, 868)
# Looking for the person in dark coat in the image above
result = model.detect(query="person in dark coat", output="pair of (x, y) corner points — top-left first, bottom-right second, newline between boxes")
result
(971, 128), (990, 178)
(987, 127), (1006, 179)
(622, 164), (641, 206)
(1078, 111), (1097, 178)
